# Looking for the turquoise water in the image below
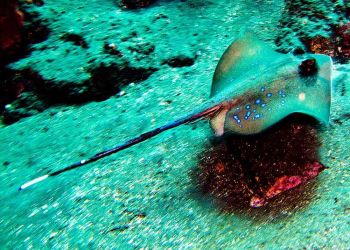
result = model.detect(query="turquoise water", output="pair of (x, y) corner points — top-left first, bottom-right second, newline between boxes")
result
(1, 0), (349, 248)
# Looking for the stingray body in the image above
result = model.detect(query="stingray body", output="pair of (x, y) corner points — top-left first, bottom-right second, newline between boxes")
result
(19, 34), (332, 190)
(209, 34), (332, 135)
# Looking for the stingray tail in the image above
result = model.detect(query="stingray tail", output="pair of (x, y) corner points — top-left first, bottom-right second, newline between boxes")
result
(19, 104), (222, 191)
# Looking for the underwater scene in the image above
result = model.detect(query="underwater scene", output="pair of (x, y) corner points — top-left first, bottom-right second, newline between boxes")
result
(0, 0), (349, 248)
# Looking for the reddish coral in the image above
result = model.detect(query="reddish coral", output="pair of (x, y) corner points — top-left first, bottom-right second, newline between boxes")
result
(307, 36), (335, 57)
(250, 161), (326, 208)
(305, 22), (350, 62)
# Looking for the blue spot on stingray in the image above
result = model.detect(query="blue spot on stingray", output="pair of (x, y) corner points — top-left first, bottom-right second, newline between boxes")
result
(266, 93), (272, 98)
(244, 111), (251, 120)
(253, 109), (257, 113)
(253, 114), (262, 120)
(233, 114), (241, 125)
(278, 90), (286, 98)
(261, 103), (267, 108)
(261, 87), (266, 92)
(245, 105), (251, 110)
(255, 99), (262, 104)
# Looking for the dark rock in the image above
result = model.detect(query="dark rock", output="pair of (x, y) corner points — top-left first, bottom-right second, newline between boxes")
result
(0, 68), (27, 109)
(0, 4), (50, 124)
(121, 0), (156, 9)
(0, 67), (46, 120)
(3, 92), (47, 124)
(0, 0), (24, 63)
(109, 225), (129, 232)
(30, 0), (45, 7)
(162, 55), (195, 68)
(88, 62), (158, 100)
(120, 31), (138, 42)
(103, 42), (123, 57)
(23, 10), (50, 45)
(0, 7), (50, 66)
(1, 59), (158, 123)
(18, 62), (157, 103)
(3, 161), (10, 167)
(60, 33), (88, 49)
(292, 47), (305, 55)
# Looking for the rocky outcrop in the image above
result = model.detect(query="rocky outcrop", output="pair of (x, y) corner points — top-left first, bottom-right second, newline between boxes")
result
(0, 1), (50, 124)
(1, 61), (157, 124)
(275, 0), (350, 62)
(0, 1), (161, 124)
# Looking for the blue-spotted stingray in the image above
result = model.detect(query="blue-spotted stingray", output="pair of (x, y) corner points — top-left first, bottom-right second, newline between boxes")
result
(19, 34), (332, 190)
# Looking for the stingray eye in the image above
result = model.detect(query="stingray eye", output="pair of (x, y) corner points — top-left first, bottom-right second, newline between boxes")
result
(298, 58), (318, 76)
